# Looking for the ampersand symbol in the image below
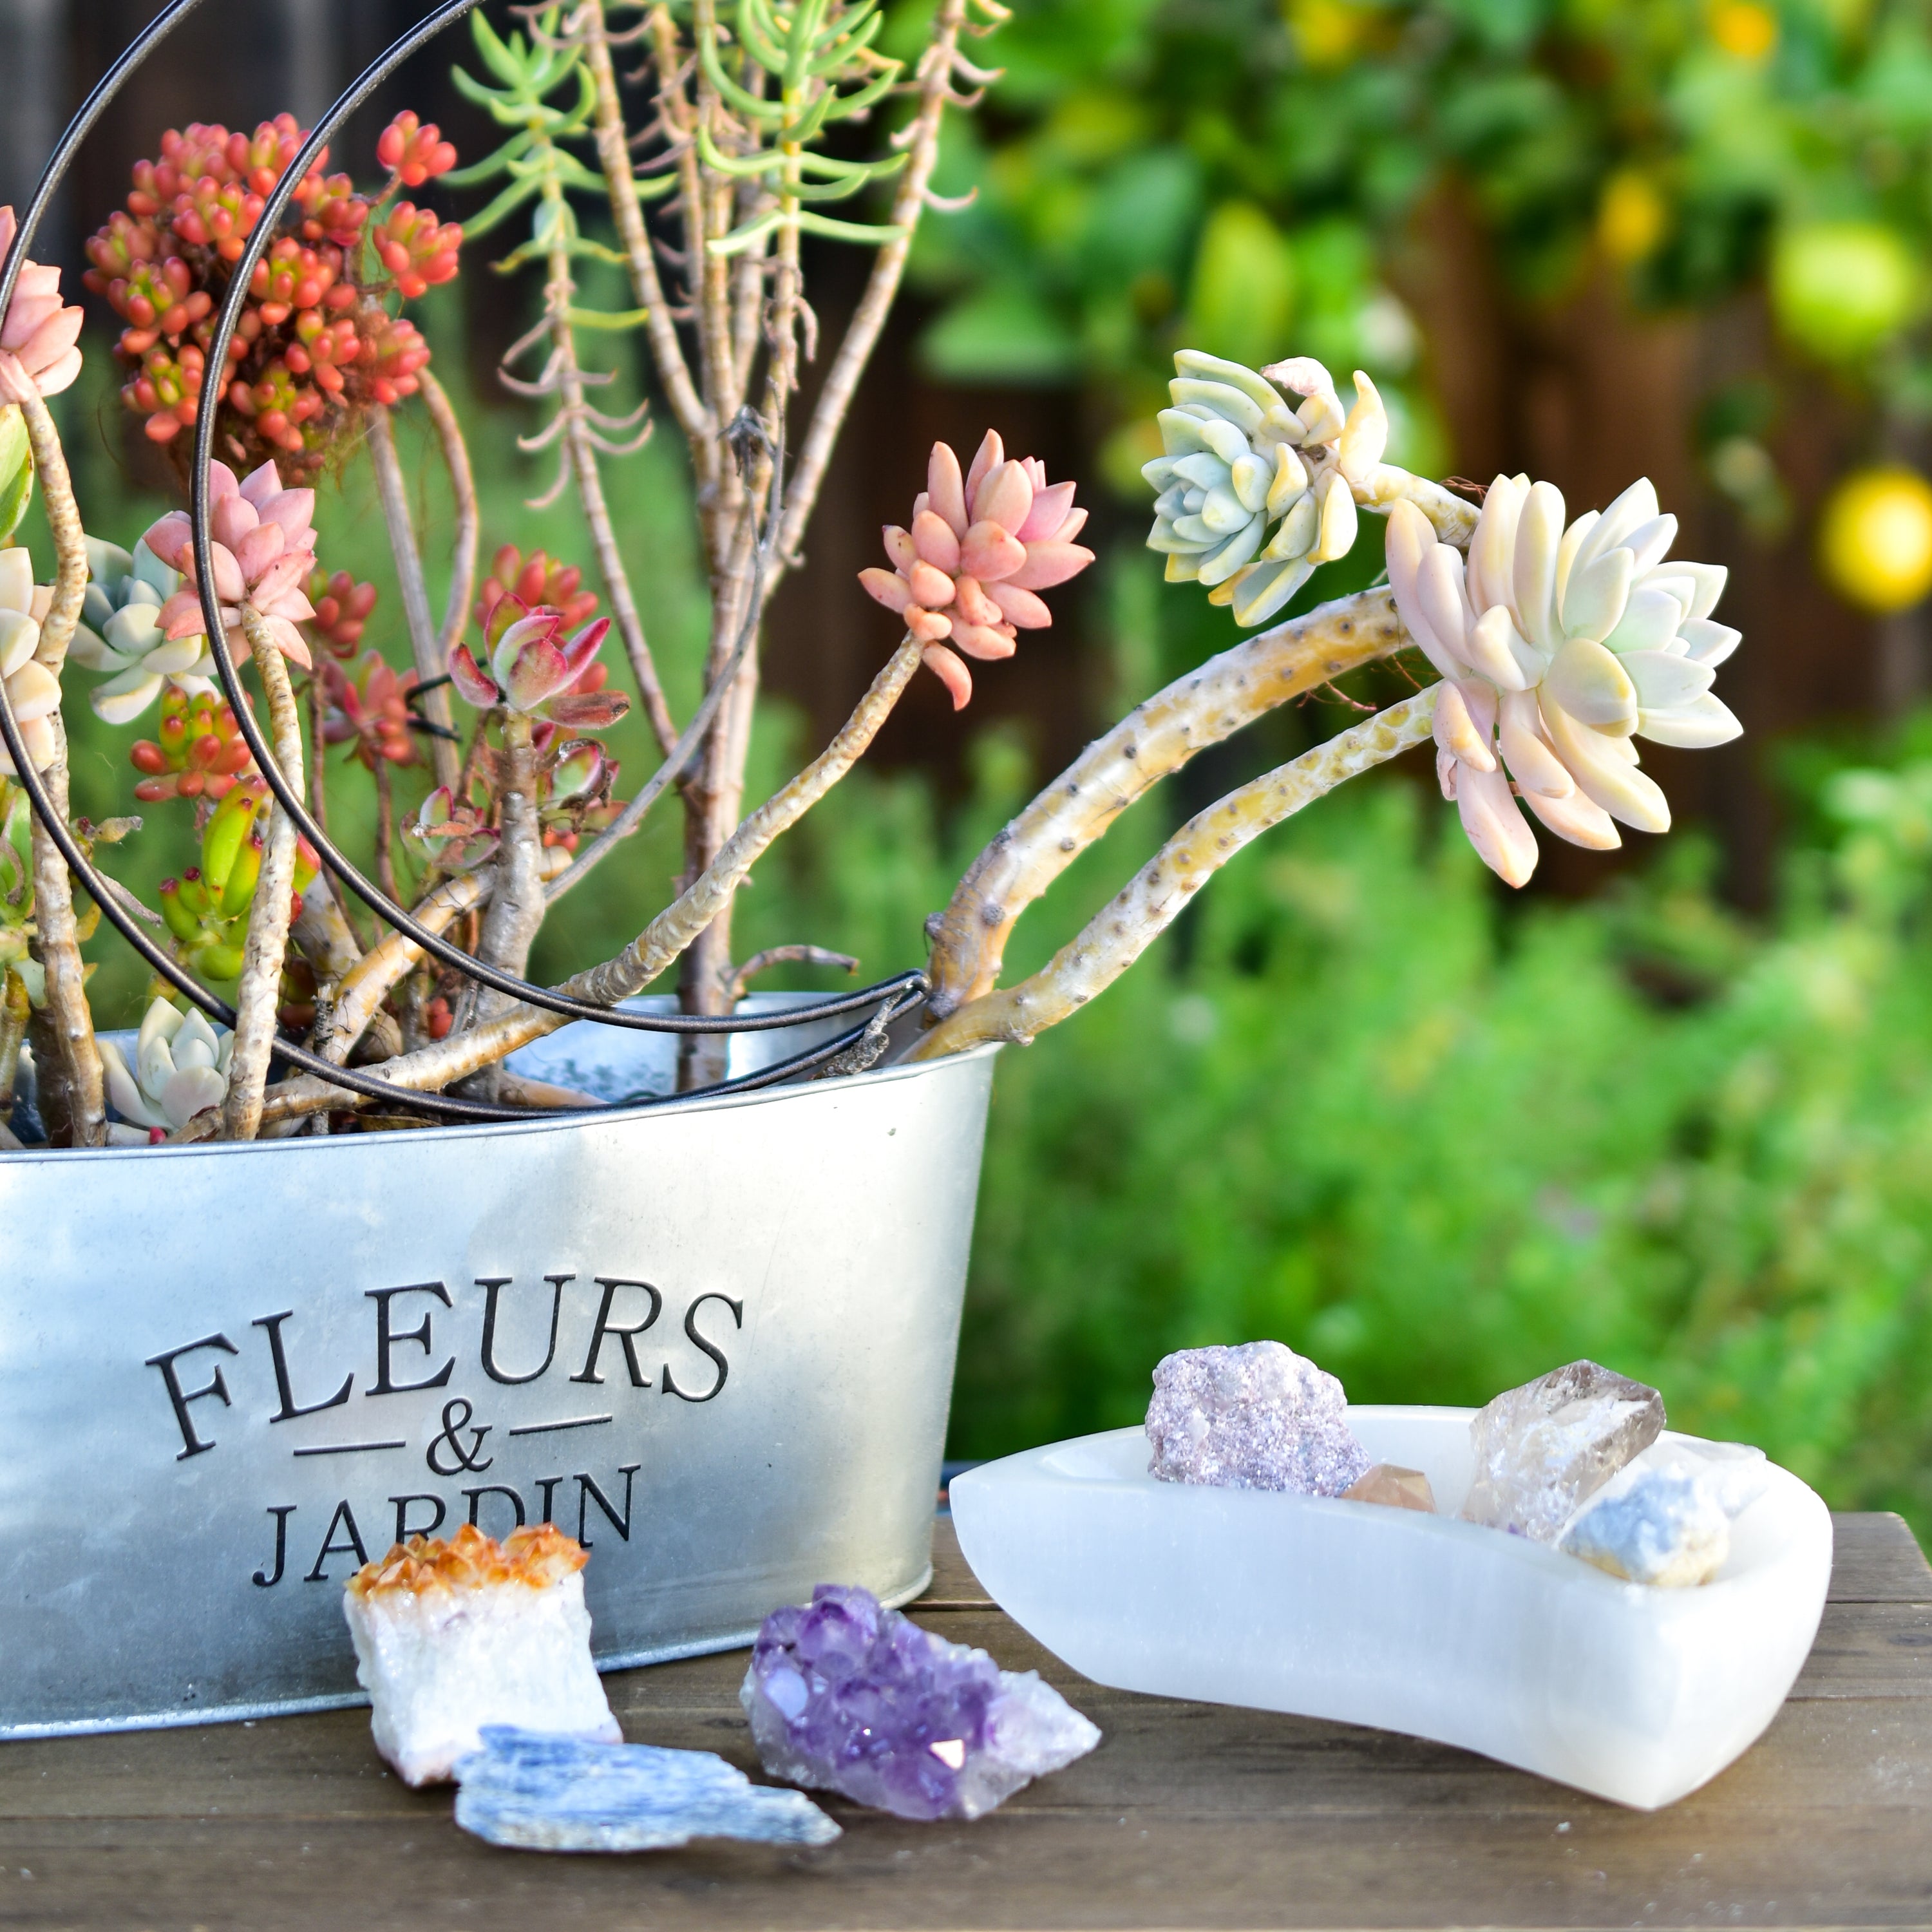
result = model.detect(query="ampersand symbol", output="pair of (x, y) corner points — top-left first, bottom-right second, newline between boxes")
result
(426, 1397), (493, 1475)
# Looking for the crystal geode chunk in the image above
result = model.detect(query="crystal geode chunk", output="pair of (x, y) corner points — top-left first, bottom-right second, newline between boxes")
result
(343, 1523), (620, 1786)
(1559, 1440), (1770, 1587)
(1145, 1340), (1370, 1496)
(1459, 1360), (1665, 1542)
(740, 1584), (1100, 1821)
(453, 1727), (840, 1852)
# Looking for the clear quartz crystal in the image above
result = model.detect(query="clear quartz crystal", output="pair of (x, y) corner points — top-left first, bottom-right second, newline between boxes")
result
(1459, 1360), (1665, 1541)
(1144, 1340), (1371, 1496)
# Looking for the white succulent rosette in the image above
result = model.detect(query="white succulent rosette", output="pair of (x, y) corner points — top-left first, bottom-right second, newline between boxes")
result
(1385, 475), (1743, 887)
(99, 996), (233, 1141)
(67, 535), (201, 726)
(1143, 351), (1387, 627)
(0, 545), (58, 777)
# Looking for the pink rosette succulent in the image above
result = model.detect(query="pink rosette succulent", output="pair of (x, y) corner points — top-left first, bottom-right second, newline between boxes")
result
(859, 430), (1095, 710)
(0, 206), (84, 401)
(144, 458), (320, 668)
(448, 596), (630, 732)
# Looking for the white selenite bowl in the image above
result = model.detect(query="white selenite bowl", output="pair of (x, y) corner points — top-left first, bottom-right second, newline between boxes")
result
(949, 1407), (1832, 1810)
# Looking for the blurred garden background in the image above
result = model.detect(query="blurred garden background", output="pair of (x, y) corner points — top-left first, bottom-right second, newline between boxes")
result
(12, 0), (1932, 1532)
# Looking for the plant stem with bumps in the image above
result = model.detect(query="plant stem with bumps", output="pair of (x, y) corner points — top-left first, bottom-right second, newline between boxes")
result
(911, 688), (1441, 1060)
(925, 588), (1413, 1019)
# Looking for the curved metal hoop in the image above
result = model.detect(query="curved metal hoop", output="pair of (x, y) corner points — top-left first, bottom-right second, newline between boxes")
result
(0, 0), (927, 1124)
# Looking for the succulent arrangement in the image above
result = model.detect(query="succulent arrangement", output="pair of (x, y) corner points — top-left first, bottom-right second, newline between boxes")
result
(0, 0), (1743, 1153)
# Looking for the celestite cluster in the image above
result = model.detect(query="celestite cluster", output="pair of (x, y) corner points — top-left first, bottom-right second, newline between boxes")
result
(741, 1584), (1100, 1821)
(1145, 1340), (1371, 1496)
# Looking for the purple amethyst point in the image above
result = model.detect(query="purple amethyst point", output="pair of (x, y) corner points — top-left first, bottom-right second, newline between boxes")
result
(741, 1584), (1100, 1822)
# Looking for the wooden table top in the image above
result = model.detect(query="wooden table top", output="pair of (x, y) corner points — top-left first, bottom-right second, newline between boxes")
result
(0, 1511), (1925, 1931)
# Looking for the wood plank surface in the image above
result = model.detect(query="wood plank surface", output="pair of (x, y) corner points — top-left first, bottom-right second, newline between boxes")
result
(0, 1513), (1924, 1932)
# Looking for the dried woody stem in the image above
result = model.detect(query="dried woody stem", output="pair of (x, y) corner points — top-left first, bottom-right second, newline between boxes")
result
(222, 607), (307, 1141)
(911, 688), (1441, 1061)
(367, 406), (461, 793)
(9, 384), (102, 1146)
(530, 187), (681, 763)
(578, 0), (710, 452)
(925, 587), (1411, 1019)
(419, 368), (480, 679)
(252, 634), (926, 1123)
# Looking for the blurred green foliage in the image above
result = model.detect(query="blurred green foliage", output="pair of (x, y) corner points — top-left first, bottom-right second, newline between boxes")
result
(912, 0), (1932, 520)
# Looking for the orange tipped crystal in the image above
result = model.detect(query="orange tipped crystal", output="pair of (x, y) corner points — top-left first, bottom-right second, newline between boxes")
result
(346, 1520), (589, 1598)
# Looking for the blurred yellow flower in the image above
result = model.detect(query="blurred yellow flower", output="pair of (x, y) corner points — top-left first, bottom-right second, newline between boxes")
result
(1819, 466), (1932, 614)
(1287, 0), (1371, 68)
(1710, 0), (1778, 59)
(1598, 171), (1667, 265)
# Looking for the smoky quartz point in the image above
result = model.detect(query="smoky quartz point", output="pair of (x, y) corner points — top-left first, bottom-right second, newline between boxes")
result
(1459, 1359), (1665, 1542)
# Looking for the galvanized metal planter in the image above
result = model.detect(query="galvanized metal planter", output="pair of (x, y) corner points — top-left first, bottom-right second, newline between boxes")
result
(0, 1015), (997, 1738)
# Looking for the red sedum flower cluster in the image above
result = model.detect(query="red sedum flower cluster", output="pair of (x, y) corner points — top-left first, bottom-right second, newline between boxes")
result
(84, 112), (461, 478)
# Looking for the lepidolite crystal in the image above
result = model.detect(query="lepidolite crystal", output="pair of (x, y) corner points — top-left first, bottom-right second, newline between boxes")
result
(453, 1727), (840, 1852)
(1145, 1340), (1370, 1495)
(740, 1584), (1100, 1821)
(1459, 1360), (1665, 1542)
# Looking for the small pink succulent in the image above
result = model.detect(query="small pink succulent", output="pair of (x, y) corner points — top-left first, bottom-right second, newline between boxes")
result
(448, 596), (629, 730)
(859, 431), (1094, 710)
(0, 206), (84, 401)
(144, 457), (319, 668)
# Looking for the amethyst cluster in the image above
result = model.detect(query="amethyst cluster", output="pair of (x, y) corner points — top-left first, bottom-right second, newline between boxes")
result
(740, 1584), (1099, 1822)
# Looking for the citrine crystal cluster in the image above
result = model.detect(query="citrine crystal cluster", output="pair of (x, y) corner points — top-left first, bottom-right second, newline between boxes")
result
(343, 1523), (620, 1787)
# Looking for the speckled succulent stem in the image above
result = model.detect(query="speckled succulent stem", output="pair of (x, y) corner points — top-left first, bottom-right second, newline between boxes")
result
(222, 608), (306, 1141)
(925, 588), (1412, 1019)
(13, 389), (102, 1144)
(368, 406), (461, 795)
(911, 688), (1440, 1061)
(251, 636), (927, 1124)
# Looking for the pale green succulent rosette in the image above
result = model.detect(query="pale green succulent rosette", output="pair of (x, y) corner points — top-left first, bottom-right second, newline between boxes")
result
(1142, 350), (1383, 628)
(98, 996), (234, 1140)
(68, 535), (202, 726)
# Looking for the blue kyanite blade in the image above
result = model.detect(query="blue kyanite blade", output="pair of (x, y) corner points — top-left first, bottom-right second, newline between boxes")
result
(453, 1726), (841, 1853)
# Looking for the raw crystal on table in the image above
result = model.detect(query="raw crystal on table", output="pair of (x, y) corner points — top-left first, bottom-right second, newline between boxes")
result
(741, 1584), (1100, 1822)
(1459, 1360), (1665, 1542)
(1144, 1340), (1370, 1496)
(1341, 1463), (1436, 1513)
(342, 1523), (620, 1787)
(1559, 1439), (1770, 1587)
(453, 1727), (840, 1853)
